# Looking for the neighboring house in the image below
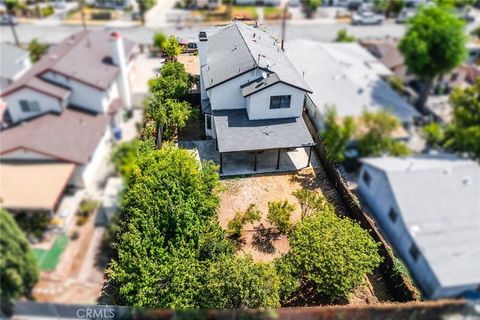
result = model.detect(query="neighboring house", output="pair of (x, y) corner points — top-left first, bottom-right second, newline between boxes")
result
(0, 30), (137, 213)
(0, 109), (110, 212)
(235, 0), (280, 6)
(0, 43), (31, 94)
(1, 30), (137, 125)
(92, 0), (136, 10)
(286, 39), (419, 133)
(193, 0), (221, 9)
(358, 155), (480, 299)
(198, 22), (315, 172)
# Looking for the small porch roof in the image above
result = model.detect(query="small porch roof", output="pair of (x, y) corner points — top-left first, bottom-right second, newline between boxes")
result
(213, 109), (315, 153)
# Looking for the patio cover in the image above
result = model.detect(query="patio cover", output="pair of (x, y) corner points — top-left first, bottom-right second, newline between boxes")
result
(213, 109), (315, 153)
(0, 162), (75, 211)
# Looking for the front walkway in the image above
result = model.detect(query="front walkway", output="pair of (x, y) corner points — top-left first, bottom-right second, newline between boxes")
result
(180, 140), (320, 176)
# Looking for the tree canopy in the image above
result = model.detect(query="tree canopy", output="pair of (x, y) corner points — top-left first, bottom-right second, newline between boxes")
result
(444, 80), (480, 159)
(152, 32), (167, 51)
(0, 209), (39, 304)
(335, 29), (356, 43)
(163, 36), (184, 62)
(28, 39), (48, 63)
(278, 211), (382, 302)
(320, 107), (355, 163)
(399, 5), (466, 109)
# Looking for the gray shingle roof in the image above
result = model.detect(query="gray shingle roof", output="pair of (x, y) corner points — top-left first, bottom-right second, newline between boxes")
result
(213, 109), (315, 153)
(0, 43), (29, 79)
(286, 39), (419, 124)
(361, 155), (480, 288)
(1, 31), (136, 99)
(202, 22), (311, 94)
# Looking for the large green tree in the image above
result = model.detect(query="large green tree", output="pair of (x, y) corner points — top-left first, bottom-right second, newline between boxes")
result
(163, 36), (184, 62)
(103, 145), (281, 308)
(0, 210), (39, 305)
(399, 5), (466, 111)
(278, 211), (382, 302)
(444, 80), (480, 159)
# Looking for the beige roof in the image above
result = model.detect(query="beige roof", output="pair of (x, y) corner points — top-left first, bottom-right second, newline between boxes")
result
(0, 162), (75, 211)
(177, 54), (200, 77)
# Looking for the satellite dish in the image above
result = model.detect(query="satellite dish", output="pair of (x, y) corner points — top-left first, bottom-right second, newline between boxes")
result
(262, 72), (268, 79)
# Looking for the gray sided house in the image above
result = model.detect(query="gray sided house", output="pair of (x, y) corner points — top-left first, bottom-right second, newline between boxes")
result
(358, 155), (480, 299)
(198, 22), (316, 174)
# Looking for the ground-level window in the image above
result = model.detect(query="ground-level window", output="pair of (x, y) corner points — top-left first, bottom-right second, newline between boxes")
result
(362, 170), (371, 187)
(409, 243), (420, 262)
(270, 95), (291, 109)
(206, 114), (212, 130)
(19, 100), (41, 113)
(388, 207), (398, 223)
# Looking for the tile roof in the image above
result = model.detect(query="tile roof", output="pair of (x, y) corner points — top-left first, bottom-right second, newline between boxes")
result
(213, 109), (314, 153)
(1, 30), (136, 99)
(0, 108), (109, 164)
(201, 22), (311, 94)
(361, 155), (480, 288)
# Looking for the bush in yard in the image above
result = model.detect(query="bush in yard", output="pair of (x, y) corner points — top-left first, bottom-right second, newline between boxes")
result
(267, 200), (295, 235)
(14, 211), (50, 240)
(285, 211), (382, 302)
(443, 80), (480, 159)
(111, 140), (139, 180)
(357, 110), (410, 157)
(0, 210), (39, 306)
(78, 198), (98, 218)
(335, 29), (355, 43)
(320, 106), (356, 163)
(153, 31), (167, 52)
(421, 122), (445, 150)
(388, 75), (404, 94)
(226, 203), (261, 239)
(292, 189), (334, 219)
(28, 39), (48, 63)
(200, 255), (281, 309)
(148, 98), (191, 140)
(274, 253), (300, 303)
(163, 36), (184, 62)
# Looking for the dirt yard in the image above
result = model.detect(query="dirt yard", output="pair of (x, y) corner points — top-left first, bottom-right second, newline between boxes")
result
(217, 168), (395, 305)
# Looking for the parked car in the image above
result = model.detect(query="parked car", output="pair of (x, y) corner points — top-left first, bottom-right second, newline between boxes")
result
(185, 42), (197, 53)
(351, 11), (384, 25)
(347, 0), (362, 11)
(396, 8), (415, 23)
(0, 14), (17, 25)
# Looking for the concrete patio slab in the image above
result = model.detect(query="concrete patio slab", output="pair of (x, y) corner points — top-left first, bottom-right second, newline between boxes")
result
(180, 140), (320, 177)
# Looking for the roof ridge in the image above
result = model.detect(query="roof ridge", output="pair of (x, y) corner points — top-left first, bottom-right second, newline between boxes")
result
(234, 22), (257, 68)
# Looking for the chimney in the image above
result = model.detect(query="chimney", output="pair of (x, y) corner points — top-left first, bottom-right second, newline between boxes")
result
(110, 32), (131, 111)
(198, 31), (208, 101)
(198, 31), (208, 67)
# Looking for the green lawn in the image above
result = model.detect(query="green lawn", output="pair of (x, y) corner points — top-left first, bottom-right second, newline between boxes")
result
(33, 235), (68, 271)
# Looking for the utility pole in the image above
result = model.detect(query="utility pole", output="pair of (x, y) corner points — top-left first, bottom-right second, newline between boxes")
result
(79, 0), (87, 31)
(280, 4), (287, 51)
(6, 4), (20, 47)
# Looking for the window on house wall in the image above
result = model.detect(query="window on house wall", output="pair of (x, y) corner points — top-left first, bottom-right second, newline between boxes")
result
(19, 100), (41, 113)
(206, 114), (212, 130)
(270, 95), (291, 109)
(388, 207), (398, 223)
(362, 170), (371, 187)
(409, 243), (420, 262)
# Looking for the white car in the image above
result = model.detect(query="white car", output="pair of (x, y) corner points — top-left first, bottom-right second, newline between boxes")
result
(396, 9), (416, 24)
(351, 11), (384, 25)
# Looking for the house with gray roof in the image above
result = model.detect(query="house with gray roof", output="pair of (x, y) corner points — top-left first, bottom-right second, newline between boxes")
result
(0, 43), (31, 94)
(0, 30), (137, 126)
(358, 155), (480, 299)
(286, 39), (419, 134)
(198, 22), (315, 173)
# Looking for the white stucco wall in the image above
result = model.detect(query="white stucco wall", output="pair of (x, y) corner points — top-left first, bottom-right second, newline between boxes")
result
(305, 94), (326, 131)
(1, 148), (55, 161)
(246, 83), (305, 120)
(69, 129), (111, 188)
(208, 71), (254, 111)
(42, 71), (118, 114)
(4, 88), (62, 123)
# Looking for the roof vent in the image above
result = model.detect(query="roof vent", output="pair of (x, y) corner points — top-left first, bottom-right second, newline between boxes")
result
(443, 168), (452, 175)
(463, 176), (472, 186)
